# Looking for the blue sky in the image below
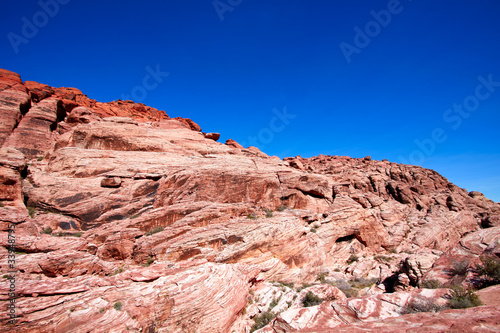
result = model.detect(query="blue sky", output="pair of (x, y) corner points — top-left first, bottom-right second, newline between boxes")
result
(1, 0), (499, 202)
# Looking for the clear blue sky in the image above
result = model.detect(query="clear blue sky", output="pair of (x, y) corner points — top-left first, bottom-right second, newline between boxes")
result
(1, 0), (499, 202)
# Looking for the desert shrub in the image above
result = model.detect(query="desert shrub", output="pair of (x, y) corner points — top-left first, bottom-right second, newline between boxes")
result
(145, 226), (164, 236)
(347, 254), (359, 264)
(277, 205), (288, 212)
(113, 302), (122, 311)
(317, 272), (329, 283)
(421, 279), (442, 289)
(449, 259), (470, 276)
(278, 281), (294, 289)
(447, 285), (482, 309)
(475, 255), (500, 288)
(400, 298), (445, 314)
(302, 291), (323, 307)
(269, 295), (281, 310)
(111, 267), (125, 276)
(350, 277), (377, 289)
(142, 256), (155, 267)
(263, 209), (274, 218)
(330, 279), (351, 290)
(246, 213), (257, 220)
(41, 226), (52, 235)
(27, 206), (36, 218)
(374, 255), (393, 263)
(250, 311), (275, 332)
(99, 308), (105, 314)
(342, 288), (359, 298)
(71, 232), (83, 237)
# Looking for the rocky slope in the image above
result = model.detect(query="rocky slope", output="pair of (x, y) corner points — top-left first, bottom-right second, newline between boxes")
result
(0, 68), (499, 332)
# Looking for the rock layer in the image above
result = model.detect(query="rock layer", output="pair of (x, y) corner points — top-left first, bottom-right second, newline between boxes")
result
(0, 69), (499, 332)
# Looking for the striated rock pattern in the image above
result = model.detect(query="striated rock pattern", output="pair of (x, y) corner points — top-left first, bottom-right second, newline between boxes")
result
(0, 69), (499, 332)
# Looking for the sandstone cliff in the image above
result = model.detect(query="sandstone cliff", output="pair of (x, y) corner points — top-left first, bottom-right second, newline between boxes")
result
(0, 68), (499, 332)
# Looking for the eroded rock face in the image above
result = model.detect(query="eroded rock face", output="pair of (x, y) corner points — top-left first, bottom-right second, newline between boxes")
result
(1, 69), (499, 332)
(0, 69), (30, 146)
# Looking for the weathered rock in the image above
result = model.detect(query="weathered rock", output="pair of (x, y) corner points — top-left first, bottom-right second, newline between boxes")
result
(0, 147), (26, 207)
(66, 106), (100, 124)
(3, 98), (65, 159)
(482, 214), (500, 228)
(0, 69), (31, 147)
(260, 288), (449, 332)
(101, 177), (122, 188)
(329, 306), (500, 333)
(476, 285), (500, 307)
(203, 132), (220, 141)
(225, 138), (243, 149)
(1, 69), (499, 333)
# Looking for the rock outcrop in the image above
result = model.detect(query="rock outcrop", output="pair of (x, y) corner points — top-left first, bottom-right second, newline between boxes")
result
(0, 69), (499, 332)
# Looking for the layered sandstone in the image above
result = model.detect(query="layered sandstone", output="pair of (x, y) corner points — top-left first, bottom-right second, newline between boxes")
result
(0, 69), (499, 332)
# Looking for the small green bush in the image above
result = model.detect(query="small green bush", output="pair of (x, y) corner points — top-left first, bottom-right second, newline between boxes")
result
(113, 302), (122, 311)
(448, 285), (482, 309)
(269, 295), (281, 310)
(450, 259), (470, 277)
(476, 255), (500, 288)
(145, 226), (164, 236)
(142, 256), (155, 267)
(302, 291), (323, 307)
(111, 267), (125, 276)
(374, 255), (393, 263)
(250, 311), (275, 332)
(41, 226), (52, 235)
(400, 298), (445, 314)
(350, 277), (377, 289)
(37, 156), (44, 161)
(347, 254), (359, 264)
(421, 279), (442, 289)
(27, 206), (36, 218)
(99, 308), (105, 314)
(342, 288), (358, 298)
(278, 281), (294, 289)
(263, 209), (273, 218)
(277, 205), (288, 212)
(317, 272), (328, 283)
(246, 213), (257, 220)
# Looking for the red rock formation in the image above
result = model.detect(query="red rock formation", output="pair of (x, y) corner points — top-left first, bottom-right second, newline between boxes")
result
(0, 69), (499, 332)
(0, 69), (30, 146)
